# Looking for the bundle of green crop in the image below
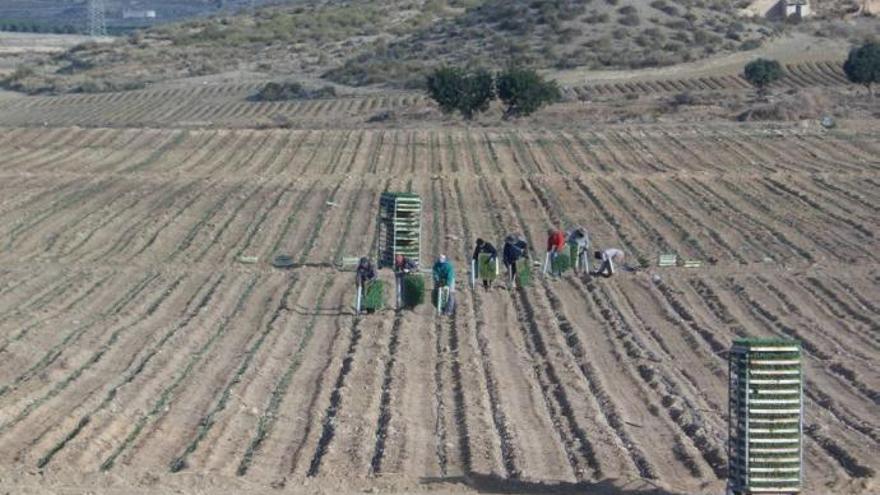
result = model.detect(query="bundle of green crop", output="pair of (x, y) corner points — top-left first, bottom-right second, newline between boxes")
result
(478, 253), (498, 281)
(516, 258), (532, 287)
(568, 243), (580, 267)
(364, 280), (385, 311)
(401, 274), (424, 308)
(552, 253), (571, 274)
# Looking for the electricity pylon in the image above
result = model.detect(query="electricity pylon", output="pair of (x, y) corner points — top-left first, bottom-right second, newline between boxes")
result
(88, 0), (107, 37)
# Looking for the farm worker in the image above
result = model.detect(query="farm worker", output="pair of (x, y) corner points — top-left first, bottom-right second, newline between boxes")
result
(546, 228), (566, 276)
(502, 234), (529, 288)
(393, 254), (418, 307)
(432, 255), (456, 315)
(567, 227), (590, 274)
(356, 257), (376, 288)
(472, 238), (498, 289)
(394, 254), (418, 274)
(592, 248), (625, 278)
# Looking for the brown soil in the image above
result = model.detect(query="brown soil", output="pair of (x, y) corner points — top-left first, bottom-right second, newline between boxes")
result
(0, 121), (877, 495)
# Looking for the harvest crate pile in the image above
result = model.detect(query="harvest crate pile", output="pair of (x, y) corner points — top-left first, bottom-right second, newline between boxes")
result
(377, 192), (421, 268)
(729, 339), (803, 495)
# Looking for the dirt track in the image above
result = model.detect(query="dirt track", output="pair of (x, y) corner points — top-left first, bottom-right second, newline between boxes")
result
(0, 125), (877, 494)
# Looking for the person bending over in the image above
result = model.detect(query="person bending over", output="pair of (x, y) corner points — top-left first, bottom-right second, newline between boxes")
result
(472, 238), (498, 289)
(592, 248), (624, 278)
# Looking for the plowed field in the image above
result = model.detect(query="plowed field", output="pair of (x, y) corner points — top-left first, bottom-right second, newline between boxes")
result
(0, 125), (877, 494)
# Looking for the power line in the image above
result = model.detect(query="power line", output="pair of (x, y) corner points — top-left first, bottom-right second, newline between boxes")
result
(87, 0), (106, 37)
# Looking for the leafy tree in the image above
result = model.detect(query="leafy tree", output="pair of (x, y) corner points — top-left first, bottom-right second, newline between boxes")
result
(458, 69), (495, 120)
(496, 67), (561, 118)
(426, 67), (494, 120)
(426, 67), (462, 114)
(843, 42), (880, 97)
(743, 58), (782, 97)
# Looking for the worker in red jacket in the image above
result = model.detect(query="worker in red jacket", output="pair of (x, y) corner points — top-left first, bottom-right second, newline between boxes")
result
(546, 228), (566, 276)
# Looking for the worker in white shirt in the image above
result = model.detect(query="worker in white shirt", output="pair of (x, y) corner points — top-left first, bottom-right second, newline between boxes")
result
(592, 248), (625, 278)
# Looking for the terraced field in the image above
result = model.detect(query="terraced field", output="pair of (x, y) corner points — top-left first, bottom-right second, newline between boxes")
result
(0, 85), (424, 128)
(570, 60), (850, 98)
(0, 125), (877, 494)
(0, 59), (850, 129)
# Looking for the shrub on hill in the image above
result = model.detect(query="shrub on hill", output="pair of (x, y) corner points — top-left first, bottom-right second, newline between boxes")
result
(744, 58), (783, 96)
(843, 42), (880, 97)
(253, 81), (336, 101)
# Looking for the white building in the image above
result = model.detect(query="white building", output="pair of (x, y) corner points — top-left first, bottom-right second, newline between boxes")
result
(739, 0), (812, 19)
(122, 9), (157, 20)
(783, 0), (811, 18)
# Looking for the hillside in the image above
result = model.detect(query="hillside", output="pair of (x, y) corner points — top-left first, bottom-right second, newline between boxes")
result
(1, 0), (875, 94)
(326, 0), (772, 87)
(1, 0), (456, 94)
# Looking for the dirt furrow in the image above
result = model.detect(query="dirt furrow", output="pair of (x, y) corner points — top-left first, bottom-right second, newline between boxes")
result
(0, 272), (163, 397)
(94, 275), (262, 472)
(22, 272), (229, 468)
(518, 177), (722, 482)
(163, 274), (305, 473)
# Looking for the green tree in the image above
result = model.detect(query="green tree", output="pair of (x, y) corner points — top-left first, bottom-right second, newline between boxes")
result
(743, 58), (782, 97)
(843, 42), (880, 97)
(496, 67), (561, 118)
(426, 67), (494, 120)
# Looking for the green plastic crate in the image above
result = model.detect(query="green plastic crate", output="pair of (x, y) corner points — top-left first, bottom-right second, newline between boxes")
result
(401, 274), (424, 309)
(364, 280), (385, 311)
(552, 252), (571, 274)
(515, 258), (532, 287)
(477, 253), (498, 281)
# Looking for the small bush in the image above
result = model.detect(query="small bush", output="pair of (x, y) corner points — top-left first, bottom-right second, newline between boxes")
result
(583, 12), (610, 24)
(254, 81), (336, 101)
(618, 14), (641, 27)
(739, 39), (762, 51)
(671, 91), (695, 107)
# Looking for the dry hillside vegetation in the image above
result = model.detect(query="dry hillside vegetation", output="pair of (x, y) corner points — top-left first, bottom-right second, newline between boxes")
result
(2, 0), (877, 95)
(1, 0), (456, 94)
(0, 0), (777, 94)
(326, 0), (773, 87)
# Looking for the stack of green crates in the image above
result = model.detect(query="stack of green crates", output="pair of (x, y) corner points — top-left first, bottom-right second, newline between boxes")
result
(378, 192), (421, 269)
(728, 338), (803, 495)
